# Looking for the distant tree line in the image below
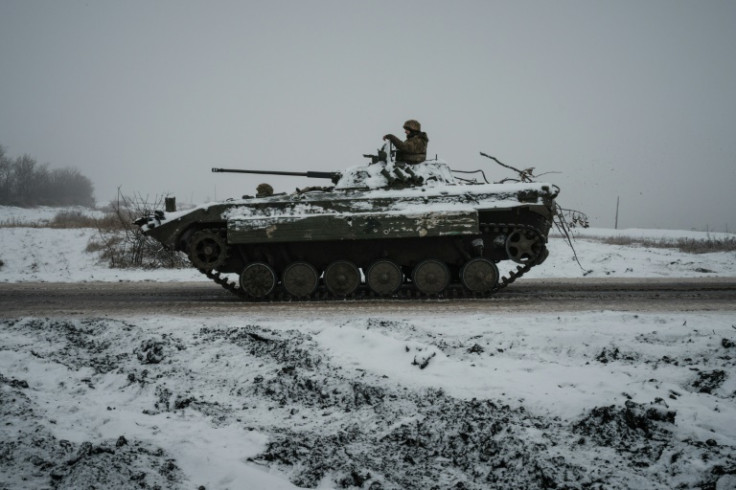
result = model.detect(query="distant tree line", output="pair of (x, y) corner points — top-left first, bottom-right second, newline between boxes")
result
(0, 144), (95, 207)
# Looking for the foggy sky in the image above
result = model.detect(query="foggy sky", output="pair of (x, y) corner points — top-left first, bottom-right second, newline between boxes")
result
(2, 0), (735, 231)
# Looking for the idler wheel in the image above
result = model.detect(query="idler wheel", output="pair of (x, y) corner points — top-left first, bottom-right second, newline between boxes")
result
(282, 261), (319, 298)
(239, 262), (277, 298)
(460, 258), (499, 293)
(188, 229), (228, 270)
(505, 228), (544, 264)
(366, 260), (403, 296)
(412, 259), (450, 295)
(324, 260), (360, 297)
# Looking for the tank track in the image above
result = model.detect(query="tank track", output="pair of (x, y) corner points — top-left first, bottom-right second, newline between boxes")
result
(198, 223), (545, 302)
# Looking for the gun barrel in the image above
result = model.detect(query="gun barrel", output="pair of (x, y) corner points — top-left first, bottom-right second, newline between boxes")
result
(212, 168), (340, 180)
(212, 168), (304, 177)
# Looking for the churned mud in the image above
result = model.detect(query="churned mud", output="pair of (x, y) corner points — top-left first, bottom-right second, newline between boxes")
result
(1, 316), (735, 489)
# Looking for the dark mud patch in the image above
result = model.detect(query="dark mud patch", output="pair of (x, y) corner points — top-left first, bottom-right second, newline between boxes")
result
(0, 373), (29, 389)
(135, 334), (186, 365)
(18, 318), (136, 374)
(572, 399), (676, 465)
(0, 432), (183, 490)
(595, 346), (640, 364)
(253, 392), (586, 489)
(198, 325), (324, 370)
(691, 369), (728, 394)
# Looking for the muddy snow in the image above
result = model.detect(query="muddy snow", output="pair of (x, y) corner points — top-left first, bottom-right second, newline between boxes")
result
(2, 314), (736, 489)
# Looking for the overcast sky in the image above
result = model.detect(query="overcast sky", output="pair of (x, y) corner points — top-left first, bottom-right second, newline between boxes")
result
(1, 0), (735, 231)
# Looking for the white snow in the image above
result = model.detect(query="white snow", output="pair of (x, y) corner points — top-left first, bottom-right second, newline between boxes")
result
(1, 205), (735, 489)
(334, 160), (457, 190)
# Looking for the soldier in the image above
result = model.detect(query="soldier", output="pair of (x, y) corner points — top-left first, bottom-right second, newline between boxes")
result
(383, 119), (429, 164)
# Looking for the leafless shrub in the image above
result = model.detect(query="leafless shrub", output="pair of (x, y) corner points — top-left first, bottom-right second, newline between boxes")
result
(86, 190), (188, 269)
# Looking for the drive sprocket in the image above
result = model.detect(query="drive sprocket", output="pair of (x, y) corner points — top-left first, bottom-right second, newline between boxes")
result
(188, 229), (229, 270)
(505, 227), (545, 264)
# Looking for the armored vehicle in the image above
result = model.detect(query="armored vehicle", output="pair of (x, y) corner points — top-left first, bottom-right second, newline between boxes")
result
(135, 156), (559, 300)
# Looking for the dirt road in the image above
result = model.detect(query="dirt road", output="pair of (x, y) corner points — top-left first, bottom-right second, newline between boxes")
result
(1, 278), (735, 317)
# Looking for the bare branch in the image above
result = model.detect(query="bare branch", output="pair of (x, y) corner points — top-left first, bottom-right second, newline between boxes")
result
(534, 171), (563, 178)
(552, 204), (590, 272)
(480, 150), (590, 273)
(480, 152), (526, 176)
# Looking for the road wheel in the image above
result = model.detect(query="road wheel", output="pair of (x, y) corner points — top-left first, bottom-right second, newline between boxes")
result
(239, 262), (277, 298)
(412, 259), (450, 295)
(324, 260), (360, 297)
(366, 260), (403, 296)
(460, 258), (499, 293)
(282, 261), (319, 298)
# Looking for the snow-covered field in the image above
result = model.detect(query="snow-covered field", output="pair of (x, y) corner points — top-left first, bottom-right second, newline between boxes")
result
(2, 224), (735, 284)
(1, 206), (735, 489)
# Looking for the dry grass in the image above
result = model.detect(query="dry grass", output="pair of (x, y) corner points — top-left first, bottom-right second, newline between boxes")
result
(589, 235), (736, 254)
(0, 210), (115, 229)
(51, 210), (108, 229)
(0, 205), (188, 269)
(0, 217), (43, 228)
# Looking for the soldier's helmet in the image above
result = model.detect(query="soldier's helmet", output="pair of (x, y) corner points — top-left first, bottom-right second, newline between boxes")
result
(403, 119), (421, 132)
(256, 183), (274, 197)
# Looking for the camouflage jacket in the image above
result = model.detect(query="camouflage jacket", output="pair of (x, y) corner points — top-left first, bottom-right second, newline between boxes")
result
(384, 131), (429, 164)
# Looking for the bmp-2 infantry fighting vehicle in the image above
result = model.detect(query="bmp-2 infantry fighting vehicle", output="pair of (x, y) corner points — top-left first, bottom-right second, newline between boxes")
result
(135, 152), (559, 300)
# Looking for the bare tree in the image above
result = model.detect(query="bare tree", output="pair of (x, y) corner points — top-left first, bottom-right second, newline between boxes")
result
(48, 168), (95, 207)
(0, 145), (95, 206)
